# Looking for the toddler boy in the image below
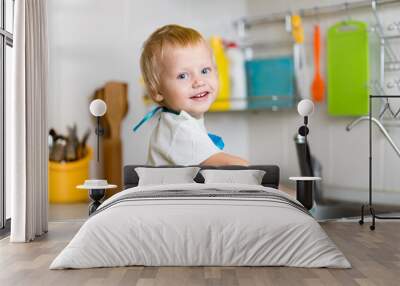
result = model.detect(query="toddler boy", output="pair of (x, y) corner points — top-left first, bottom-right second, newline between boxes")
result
(135, 24), (249, 166)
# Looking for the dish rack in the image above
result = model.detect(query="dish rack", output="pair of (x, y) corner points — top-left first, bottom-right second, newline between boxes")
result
(369, 0), (400, 125)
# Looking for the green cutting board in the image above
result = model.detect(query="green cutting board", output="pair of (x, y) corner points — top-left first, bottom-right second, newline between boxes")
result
(327, 21), (369, 116)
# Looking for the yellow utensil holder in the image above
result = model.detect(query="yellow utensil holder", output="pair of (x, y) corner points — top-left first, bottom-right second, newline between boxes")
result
(48, 147), (92, 203)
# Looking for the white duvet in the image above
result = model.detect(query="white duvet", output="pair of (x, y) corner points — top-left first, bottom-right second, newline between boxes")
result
(50, 183), (351, 269)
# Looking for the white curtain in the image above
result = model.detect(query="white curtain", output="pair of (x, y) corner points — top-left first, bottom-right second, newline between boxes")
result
(7, 0), (48, 242)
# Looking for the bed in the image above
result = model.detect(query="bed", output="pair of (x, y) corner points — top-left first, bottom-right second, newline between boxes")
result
(50, 165), (350, 269)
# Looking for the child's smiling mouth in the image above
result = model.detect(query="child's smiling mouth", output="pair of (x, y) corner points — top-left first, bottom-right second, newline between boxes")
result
(190, 91), (210, 101)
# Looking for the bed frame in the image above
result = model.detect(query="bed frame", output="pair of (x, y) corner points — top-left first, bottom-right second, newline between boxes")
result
(123, 165), (280, 189)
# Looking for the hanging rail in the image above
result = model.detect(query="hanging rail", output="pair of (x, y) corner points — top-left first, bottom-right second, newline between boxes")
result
(346, 116), (400, 157)
(234, 0), (400, 30)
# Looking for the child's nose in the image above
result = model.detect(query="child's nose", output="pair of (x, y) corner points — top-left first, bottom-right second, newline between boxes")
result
(192, 78), (205, 88)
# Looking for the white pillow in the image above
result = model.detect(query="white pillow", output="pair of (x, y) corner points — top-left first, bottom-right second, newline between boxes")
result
(200, 169), (266, 185)
(135, 167), (200, 186)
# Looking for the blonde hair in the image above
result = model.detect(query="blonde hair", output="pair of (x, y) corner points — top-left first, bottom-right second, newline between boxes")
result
(140, 24), (205, 96)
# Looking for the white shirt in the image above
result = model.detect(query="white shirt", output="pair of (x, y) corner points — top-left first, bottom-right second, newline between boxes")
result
(147, 110), (221, 166)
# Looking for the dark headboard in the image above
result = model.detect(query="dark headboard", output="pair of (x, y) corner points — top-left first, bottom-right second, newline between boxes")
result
(123, 165), (280, 189)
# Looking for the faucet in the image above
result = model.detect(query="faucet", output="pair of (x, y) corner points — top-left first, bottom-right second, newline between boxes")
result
(346, 116), (400, 157)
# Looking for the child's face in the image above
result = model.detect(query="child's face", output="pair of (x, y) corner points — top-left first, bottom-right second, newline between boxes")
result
(153, 42), (218, 118)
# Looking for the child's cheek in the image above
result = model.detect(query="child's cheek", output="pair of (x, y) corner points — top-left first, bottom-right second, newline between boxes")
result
(212, 76), (219, 93)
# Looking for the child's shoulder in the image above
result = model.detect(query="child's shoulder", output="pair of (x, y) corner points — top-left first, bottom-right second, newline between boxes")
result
(160, 110), (197, 126)
(157, 110), (204, 139)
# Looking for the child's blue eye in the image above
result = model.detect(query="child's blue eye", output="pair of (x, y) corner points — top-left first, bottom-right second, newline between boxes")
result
(177, 73), (188, 80)
(201, 67), (211, 74)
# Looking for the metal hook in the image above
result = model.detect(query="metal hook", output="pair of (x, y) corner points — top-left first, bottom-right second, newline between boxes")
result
(370, 0), (383, 35)
(371, 0), (377, 12)
(344, 1), (351, 22)
(299, 8), (305, 18)
(285, 12), (292, 33)
(236, 19), (247, 38)
(313, 6), (320, 25)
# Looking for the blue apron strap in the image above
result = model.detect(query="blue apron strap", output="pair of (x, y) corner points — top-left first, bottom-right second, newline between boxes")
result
(133, 106), (180, 132)
(162, 106), (180, 115)
(132, 106), (163, 132)
(208, 132), (225, 150)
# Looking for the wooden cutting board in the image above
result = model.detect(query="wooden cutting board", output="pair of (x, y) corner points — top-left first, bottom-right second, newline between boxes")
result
(327, 21), (369, 116)
(95, 82), (128, 197)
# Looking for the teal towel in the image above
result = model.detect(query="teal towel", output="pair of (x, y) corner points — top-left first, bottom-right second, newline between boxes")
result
(245, 56), (294, 109)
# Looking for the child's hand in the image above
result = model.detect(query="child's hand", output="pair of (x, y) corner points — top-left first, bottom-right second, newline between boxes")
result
(200, 152), (249, 166)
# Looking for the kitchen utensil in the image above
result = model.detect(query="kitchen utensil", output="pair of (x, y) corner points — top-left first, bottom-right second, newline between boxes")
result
(311, 25), (325, 103)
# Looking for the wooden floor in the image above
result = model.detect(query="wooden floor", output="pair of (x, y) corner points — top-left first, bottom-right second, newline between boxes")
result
(1, 220), (400, 286)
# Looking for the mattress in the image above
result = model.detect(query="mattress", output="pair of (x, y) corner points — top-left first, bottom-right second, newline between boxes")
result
(50, 183), (351, 269)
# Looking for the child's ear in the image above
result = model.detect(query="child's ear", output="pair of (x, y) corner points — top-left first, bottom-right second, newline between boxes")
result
(150, 92), (164, 103)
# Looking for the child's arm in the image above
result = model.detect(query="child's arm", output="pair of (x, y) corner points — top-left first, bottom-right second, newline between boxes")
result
(200, 152), (249, 166)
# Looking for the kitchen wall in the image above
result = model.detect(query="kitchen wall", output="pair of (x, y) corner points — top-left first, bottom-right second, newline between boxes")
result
(47, 0), (249, 177)
(47, 0), (400, 204)
(241, 0), (400, 203)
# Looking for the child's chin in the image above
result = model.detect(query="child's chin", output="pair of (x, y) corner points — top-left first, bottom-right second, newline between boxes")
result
(190, 101), (212, 110)
(187, 106), (210, 117)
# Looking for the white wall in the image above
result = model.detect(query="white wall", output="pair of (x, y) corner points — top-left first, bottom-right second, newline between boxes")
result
(47, 0), (400, 203)
(47, 0), (248, 178)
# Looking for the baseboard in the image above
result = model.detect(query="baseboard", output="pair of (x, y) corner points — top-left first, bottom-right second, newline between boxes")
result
(322, 185), (400, 206)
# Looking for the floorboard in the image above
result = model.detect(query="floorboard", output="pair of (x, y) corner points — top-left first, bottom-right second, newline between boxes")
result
(1, 220), (399, 286)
